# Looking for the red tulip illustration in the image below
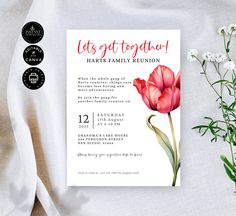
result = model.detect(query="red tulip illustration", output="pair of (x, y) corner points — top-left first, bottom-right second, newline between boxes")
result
(134, 65), (180, 186)
(134, 65), (180, 113)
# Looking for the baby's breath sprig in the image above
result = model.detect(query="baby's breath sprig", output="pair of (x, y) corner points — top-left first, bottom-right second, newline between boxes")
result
(188, 24), (236, 191)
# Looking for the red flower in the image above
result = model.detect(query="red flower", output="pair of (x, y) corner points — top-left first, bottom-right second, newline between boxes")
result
(133, 65), (180, 113)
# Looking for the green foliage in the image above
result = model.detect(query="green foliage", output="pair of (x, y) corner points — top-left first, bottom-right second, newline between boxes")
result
(191, 28), (236, 189)
(192, 117), (225, 142)
(146, 115), (180, 186)
(221, 155), (236, 182)
(147, 115), (175, 169)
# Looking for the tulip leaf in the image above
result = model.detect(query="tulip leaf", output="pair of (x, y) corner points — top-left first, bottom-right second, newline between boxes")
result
(146, 115), (175, 170)
(177, 159), (181, 171)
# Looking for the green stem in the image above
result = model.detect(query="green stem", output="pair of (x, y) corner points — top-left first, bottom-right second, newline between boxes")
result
(218, 70), (236, 190)
(168, 112), (179, 186)
(192, 33), (236, 190)
(208, 58), (236, 190)
(194, 56), (221, 98)
(223, 33), (231, 61)
(232, 70), (236, 102)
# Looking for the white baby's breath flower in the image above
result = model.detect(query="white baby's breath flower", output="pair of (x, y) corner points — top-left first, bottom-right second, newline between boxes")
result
(224, 60), (235, 70)
(187, 49), (198, 62)
(214, 52), (227, 63)
(227, 24), (236, 35)
(202, 51), (215, 62)
(218, 26), (228, 36)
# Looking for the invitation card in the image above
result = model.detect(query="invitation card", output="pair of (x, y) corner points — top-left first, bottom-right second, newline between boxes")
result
(67, 30), (180, 186)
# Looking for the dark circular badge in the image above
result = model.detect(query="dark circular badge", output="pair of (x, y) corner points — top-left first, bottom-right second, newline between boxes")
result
(23, 45), (44, 66)
(22, 21), (44, 44)
(22, 67), (45, 90)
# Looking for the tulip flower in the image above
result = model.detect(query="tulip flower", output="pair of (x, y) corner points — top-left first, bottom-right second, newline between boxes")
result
(134, 65), (180, 186)
(133, 65), (180, 114)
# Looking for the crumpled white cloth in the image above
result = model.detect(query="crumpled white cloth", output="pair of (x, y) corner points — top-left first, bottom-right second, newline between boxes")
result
(1, 0), (236, 215)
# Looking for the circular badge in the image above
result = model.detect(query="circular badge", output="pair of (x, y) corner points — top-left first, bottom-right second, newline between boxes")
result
(22, 21), (44, 44)
(22, 67), (45, 90)
(23, 45), (44, 66)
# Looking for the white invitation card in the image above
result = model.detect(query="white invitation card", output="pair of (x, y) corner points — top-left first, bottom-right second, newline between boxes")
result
(67, 30), (180, 186)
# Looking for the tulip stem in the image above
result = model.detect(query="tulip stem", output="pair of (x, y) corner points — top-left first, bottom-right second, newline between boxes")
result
(168, 112), (179, 186)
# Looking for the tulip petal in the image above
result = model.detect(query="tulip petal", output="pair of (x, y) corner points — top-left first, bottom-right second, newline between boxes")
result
(156, 87), (180, 113)
(141, 87), (152, 109)
(148, 66), (164, 90)
(133, 78), (146, 94)
(146, 83), (162, 109)
(162, 66), (175, 88)
(174, 72), (180, 89)
(173, 87), (180, 109)
(156, 88), (173, 113)
(148, 65), (175, 91)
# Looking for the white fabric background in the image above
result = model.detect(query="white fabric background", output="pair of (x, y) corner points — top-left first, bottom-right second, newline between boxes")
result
(0, 0), (236, 215)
